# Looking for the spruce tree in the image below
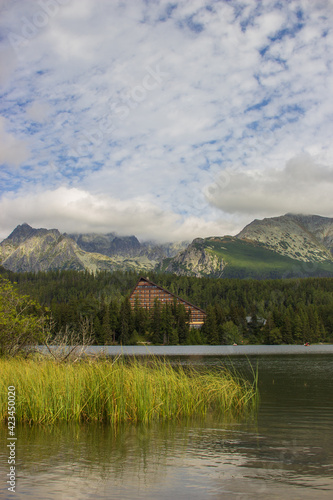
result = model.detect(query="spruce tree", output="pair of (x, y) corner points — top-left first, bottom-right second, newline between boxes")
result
(119, 297), (132, 345)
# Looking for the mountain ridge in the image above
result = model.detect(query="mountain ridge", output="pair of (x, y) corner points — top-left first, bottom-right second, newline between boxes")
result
(236, 214), (333, 261)
(1, 214), (333, 277)
(159, 214), (333, 278)
(0, 223), (188, 274)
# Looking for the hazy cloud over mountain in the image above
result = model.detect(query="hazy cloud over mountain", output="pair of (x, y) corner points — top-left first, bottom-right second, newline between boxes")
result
(206, 154), (333, 216)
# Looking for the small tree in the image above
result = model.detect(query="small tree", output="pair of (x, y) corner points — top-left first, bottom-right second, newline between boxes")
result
(44, 317), (94, 362)
(221, 320), (241, 345)
(0, 278), (46, 357)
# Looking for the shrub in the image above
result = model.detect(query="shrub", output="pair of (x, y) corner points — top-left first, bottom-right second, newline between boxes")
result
(0, 278), (46, 357)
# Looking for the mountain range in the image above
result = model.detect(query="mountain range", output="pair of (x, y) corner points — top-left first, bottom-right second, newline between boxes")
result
(0, 223), (187, 274)
(1, 214), (333, 278)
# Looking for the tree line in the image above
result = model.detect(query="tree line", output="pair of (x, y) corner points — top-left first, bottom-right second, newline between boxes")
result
(1, 267), (333, 346)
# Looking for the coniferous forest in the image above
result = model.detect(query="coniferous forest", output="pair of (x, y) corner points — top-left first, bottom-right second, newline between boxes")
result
(1, 267), (333, 345)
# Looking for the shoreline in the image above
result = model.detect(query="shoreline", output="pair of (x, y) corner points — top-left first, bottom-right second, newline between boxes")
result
(37, 344), (333, 357)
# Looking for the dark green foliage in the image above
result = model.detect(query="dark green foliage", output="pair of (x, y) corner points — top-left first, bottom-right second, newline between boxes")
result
(119, 297), (132, 345)
(0, 278), (47, 356)
(175, 303), (190, 344)
(202, 305), (219, 345)
(1, 267), (333, 345)
(151, 299), (163, 344)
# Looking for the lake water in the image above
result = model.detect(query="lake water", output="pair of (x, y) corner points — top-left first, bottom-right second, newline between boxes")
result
(1, 346), (333, 499)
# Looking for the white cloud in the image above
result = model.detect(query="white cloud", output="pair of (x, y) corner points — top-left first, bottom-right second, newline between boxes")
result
(0, 186), (236, 242)
(205, 154), (333, 217)
(0, 0), (333, 241)
(26, 101), (51, 122)
(0, 45), (17, 85)
(0, 116), (29, 166)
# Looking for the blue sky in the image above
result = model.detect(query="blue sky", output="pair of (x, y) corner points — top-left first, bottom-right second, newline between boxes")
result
(0, 0), (333, 242)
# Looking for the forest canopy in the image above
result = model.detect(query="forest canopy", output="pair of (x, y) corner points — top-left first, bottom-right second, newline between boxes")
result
(1, 267), (332, 346)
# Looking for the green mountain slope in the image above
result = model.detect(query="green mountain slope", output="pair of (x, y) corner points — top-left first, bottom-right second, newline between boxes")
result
(160, 236), (333, 279)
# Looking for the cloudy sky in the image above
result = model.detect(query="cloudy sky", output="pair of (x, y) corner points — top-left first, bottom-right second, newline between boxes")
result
(0, 0), (333, 242)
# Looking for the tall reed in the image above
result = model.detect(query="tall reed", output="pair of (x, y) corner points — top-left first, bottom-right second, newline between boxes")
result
(0, 357), (258, 424)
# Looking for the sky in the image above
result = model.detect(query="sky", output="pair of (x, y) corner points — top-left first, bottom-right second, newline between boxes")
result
(0, 0), (333, 243)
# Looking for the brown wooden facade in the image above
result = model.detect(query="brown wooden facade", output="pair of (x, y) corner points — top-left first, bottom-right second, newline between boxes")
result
(129, 277), (206, 328)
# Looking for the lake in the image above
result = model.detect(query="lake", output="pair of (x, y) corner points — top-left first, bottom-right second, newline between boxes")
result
(1, 346), (333, 499)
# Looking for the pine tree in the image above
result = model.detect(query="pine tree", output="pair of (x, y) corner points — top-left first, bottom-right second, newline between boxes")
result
(203, 305), (219, 345)
(169, 328), (179, 345)
(93, 315), (103, 344)
(109, 300), (120, 344)
(282, 314), (293, 344)
(101, 302), (112, 345)
(293, 314), (303, 343)
(161, 304), (174, 345)
(151, 299), (163, 344)
(119, 297), (132, 345)
(134, 297), (149, 336)
(176, 304), (190, 344)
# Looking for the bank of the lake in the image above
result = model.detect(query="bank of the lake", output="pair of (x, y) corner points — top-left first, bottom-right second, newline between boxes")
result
(84, 343), (333, 356)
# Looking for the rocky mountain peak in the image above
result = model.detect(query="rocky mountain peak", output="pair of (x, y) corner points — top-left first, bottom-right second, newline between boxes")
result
(68, 232), (141, 257)
(5, 224), (61, 247)
(6, 223), (35, 245)
(236, 213), (333, 261)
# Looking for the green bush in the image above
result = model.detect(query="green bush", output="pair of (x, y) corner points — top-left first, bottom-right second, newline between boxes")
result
(0, 278), (46, 357)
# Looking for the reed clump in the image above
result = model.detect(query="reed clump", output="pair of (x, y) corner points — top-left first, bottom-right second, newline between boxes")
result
(0, 357), (258, 424)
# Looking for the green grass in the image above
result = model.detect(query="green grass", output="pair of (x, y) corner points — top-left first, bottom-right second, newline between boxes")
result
(204, 237), (305, 269)
(199, 237), (333, 278)
(0, 357), (258, 424)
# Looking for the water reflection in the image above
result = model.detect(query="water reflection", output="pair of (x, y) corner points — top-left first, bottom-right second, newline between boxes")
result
(1, 354), (333, 499)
